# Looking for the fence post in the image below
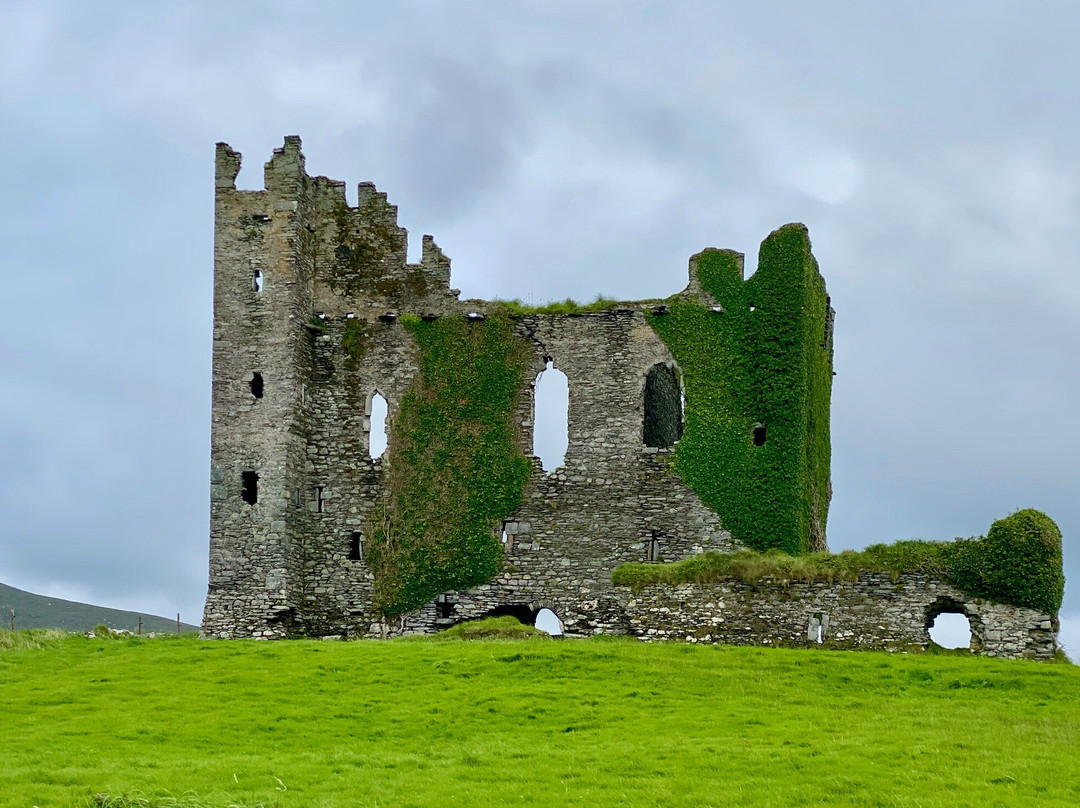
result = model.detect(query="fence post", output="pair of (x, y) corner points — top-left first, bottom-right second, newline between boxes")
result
(9, 608), (13, 632)
(177, 613), (181, 634)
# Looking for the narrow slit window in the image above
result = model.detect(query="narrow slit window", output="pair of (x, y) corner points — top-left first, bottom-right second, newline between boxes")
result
(241, 470), (258, 505)
(348, 532), (363, 561)
(645, 533), (661, 562)
(369, 392), (388, 460)
(753, 424), (767, 446)
(252, 270), (264, 293)
(316, 485), (325, 513)
(249, 372), (264, 399)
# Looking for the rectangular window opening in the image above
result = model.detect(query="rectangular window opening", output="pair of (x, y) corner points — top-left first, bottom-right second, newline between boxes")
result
(241, 470), (258, 505)
(436, 597), (454, 619)
(316, 485), (325, 513)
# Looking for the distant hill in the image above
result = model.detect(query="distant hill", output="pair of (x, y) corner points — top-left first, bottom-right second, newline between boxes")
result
(0, 582), (199, 634)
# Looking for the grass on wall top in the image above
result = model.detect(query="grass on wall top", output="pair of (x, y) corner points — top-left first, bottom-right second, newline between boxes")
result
(365, 314), (533, 615)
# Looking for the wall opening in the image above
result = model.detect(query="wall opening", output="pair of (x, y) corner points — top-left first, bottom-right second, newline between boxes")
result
(645, 533), (662, 562)
(928, 612), (972, 649)
(348, 532), (363, 561)
(436, 596), (454, 619)
(753, 424), (767, 446)
(533, 361), (568, 472)
(535, 608), (563, 636)
(249, 372), (264, 399)
(241, 470), (258, 505)
(252, 270), (263, 293)
(369, 392), (388, 460)
(316, 485), (325, 513)
(808, 612), (829, 643)
(643, 363), (683, 448)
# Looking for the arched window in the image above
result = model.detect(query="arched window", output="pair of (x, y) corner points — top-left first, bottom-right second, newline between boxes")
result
(643, 363), (682, 448)
(535, 608), (563, 636)
(369, 392), (388, 460)
(533, 361), (568, 472)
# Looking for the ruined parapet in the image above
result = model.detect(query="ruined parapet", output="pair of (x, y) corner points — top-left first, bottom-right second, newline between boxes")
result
(311, 177), (458, 316)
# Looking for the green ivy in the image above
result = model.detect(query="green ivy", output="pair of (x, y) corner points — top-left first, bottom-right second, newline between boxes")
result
(647, 225), (833, 554)
(612, 509), (1064, 615)
(366, 314), (533, 615)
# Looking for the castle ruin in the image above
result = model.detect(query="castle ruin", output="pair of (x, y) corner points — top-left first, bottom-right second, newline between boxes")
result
(204, 137), (1059, 659)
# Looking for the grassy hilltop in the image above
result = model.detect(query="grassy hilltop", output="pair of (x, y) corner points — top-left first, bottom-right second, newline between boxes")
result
(1, 627), (1078, 807)
(0, 582), (200, 634)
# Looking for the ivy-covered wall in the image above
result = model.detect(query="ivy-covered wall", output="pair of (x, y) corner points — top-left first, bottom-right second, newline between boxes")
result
(647, 224), (833, 555)
(366, 314), (533, 615)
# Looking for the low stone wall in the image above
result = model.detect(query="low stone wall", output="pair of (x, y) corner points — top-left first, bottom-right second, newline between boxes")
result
(620, 572), (1057, 660)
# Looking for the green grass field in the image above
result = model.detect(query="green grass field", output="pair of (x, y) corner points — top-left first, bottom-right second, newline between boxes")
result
(2, 629), (1078, 808)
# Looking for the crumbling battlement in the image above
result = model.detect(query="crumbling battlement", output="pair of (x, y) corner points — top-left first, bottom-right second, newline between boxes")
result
(204, 137), (1056, 660)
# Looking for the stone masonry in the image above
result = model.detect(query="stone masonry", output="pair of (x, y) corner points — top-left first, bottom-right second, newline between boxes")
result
(622, 574), (1058, 660)
(204, 137), (1056, 659)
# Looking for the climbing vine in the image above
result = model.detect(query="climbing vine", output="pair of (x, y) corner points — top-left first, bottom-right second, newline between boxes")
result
(647, 224), (833, 555)
(366, 314), (533, 615)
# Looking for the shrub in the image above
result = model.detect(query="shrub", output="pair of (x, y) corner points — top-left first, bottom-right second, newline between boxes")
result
(947, 509), (1064, 614)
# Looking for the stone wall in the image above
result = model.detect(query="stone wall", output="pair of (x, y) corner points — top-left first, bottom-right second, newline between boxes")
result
(620, 573), (1058, 660)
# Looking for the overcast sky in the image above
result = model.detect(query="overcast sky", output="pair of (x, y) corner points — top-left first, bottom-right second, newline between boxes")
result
(1, 1), (1077, 649)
